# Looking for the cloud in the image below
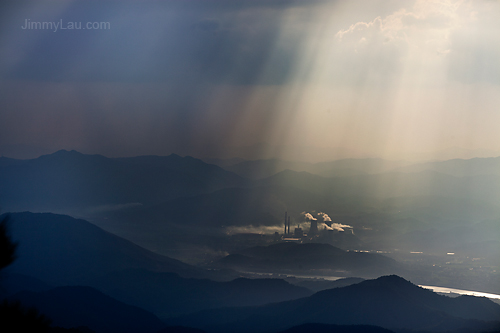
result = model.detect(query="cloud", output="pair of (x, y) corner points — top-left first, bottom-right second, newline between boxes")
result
(0, 1), (303, 85)
(327, 0), (491, 86)
(336, 0), (462, 45)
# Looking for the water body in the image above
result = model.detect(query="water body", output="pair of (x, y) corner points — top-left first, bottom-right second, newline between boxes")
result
(244, 271), (344, 281)
(419, 285), (500, 300)
(247, 271), (500, 300)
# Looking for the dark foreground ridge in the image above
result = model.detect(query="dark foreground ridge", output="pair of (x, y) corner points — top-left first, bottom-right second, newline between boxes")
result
(167, 275), (500, 333)
(3, 212), (205, 285)
(278, 323), (395, 333)
(8, 286), (165, 333)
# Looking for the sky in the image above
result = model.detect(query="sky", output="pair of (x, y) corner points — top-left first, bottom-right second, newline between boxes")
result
(1, 0), (500, 161)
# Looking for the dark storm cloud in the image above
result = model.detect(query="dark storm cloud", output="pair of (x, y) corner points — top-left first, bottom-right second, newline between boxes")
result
(0, 0), (314, 158)
(0, 0), (315, 85)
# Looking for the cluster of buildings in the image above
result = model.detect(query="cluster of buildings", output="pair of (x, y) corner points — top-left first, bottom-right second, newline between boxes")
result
(279, 211), (325, 242)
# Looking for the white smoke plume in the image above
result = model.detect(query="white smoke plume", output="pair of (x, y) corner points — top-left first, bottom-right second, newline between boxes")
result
(303, 212), (317, 221)
(225, 225), (284, 235)
(317, 212), (332, 222)
(322, 222), (353, 232)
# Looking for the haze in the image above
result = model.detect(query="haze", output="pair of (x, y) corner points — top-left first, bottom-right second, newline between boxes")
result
(1, 0), (499, 161)
(2, 2), (500, 332)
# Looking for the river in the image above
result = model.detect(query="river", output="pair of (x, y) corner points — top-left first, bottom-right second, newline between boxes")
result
(419, 285), (500, 300)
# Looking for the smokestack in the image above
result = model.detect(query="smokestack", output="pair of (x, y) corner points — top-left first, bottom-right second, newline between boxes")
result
(284, 212), (288, 235)
(288, 216), (291, 235)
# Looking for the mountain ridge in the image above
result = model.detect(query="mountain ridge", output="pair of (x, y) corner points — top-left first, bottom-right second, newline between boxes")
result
(3, 212), (215, 284)
(0, 150), (247, 213)
(167, 275), (500, 333)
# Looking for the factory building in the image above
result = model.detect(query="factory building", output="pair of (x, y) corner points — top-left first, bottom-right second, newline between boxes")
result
(309, 219), (318, 236)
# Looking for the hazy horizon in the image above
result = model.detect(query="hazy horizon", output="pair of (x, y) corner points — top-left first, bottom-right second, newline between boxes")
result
(2, 145), (500, 163)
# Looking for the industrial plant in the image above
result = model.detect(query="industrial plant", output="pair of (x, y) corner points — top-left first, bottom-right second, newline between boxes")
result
(280, 211), (356, 248)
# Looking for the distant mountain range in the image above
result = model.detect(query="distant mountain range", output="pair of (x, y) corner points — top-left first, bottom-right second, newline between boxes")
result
(3, 150), (497, 263)
(1, 151), (500, 283)
(256, 168), (500, 204)
(168, 275), (500, 333)
(394, 156), (500, 177)
(3, 150), (500, 215)
(2, 150), (500, 222)
(218, 158), (410, 179)
(0, 150), (246, 212)
(209, 155), (500, 179)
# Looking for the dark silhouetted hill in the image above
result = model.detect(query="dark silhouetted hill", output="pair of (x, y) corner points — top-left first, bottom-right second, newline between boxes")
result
(157, 327), (206, 333)
(213, 243), (403, 278)
(89, 268), (312, 319)
(0, 150), (246, 212)
(278, 323), (394, 333)
(2, 212), (312, 322)
(0, 272), (52, 298)
(0, 299), (52, 332)
(167, 275), (500, 333)
(8, 286), (165, 333)
(394, 218), (500, 255)
(288, 277), (365, 293)
(201, 157), (246, 168)
(3, 212), (210, 285)
(133, 186), (288, 227)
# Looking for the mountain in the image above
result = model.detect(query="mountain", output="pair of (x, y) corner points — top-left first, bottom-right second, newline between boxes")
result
(212, 243), (404, 278)
(310, 159), (409, 178)
(403, 147), (500, 161)
(395, 156), (500, 177)
(2, 212), (313, 321)
(287, 277), (365, 293)
(68, 167), (499, 266)
(220, 158), (409, 180)
(8, 286), (166, 333)
(167, 275), (500, 333)
(158, 328), (207, 333)
(258, 169), (500, 205)
(89, 269), (312, 320)
(223, 159), (314, 179)
(0, 272), (52, 299)
(278, 323), (395, 333)
(395, 218), (500, 254)
(85, 184), (375, 262)
(0, 150), (246, 213)
(201, 157), (246, 168)
(3, 212), (210, 285)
